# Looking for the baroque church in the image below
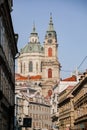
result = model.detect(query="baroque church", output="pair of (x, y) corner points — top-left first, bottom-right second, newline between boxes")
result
(16, 15), (61, 97)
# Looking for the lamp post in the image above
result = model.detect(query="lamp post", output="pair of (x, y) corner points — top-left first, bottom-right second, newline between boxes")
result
(15, 95), (23, 130)
(18, 117), (22, 130)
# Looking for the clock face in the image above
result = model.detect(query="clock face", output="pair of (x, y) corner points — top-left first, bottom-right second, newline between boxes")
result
(48, 39), (52, 43)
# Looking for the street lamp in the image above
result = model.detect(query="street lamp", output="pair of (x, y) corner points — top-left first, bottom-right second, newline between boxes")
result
(18, 117), (22, 130)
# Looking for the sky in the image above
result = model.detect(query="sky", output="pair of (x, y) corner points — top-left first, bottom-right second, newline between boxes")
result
(11, 0), (87, 79)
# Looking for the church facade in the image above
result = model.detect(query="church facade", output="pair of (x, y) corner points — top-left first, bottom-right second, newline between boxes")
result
(17, 15), (61, 96)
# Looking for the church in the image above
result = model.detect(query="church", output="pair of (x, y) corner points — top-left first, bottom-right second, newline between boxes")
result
(16, 14), (61, 97)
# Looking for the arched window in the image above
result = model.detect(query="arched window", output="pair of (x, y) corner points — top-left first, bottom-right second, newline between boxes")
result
(41, 62), (42, 72)
(20, 62), (22, 73)
(48, 47), (52, 57)
(36, 62), (38, 72)
(24, 62), (25, 73)
(48, 68), (52, 78)
(29, 61), (33, 72)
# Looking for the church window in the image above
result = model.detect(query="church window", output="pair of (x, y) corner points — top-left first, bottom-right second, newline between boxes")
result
(29, 61), (33, 72)
(24, 62), (25, 73)
(20, 62), (22, 73)
(48, 68), (52, 78)
(41, 62), (42, 72)
(36, 62), (38, 72)
(48, 47), (52, 57)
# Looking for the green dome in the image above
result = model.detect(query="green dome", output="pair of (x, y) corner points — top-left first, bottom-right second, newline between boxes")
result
(20, 42), (44, 54)
(20, 23), (44, 54)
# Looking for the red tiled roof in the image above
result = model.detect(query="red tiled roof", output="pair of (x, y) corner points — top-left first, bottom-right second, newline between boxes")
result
(62, 75), (77, 81)
(15, 73), (42, 81)
(29, 75), (42, 80)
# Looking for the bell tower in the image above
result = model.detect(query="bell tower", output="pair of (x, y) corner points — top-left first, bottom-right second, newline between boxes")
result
(42, 14), (61, 96)
(44, 13), (58, 61)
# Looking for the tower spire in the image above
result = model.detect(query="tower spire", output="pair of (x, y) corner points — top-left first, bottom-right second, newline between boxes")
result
(29, 22), (39, 43)
(48, 13), (54, 31)
(32, 21), (36, 33)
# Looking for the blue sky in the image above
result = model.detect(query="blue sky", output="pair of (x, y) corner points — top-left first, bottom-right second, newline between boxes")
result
(12, 0), (87, 79)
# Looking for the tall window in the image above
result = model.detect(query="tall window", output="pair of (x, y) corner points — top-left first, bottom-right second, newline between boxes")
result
(48, 47), (52, 57)
(24, 62), (25, 73)
(29, 61), (33, 72)
(41, 62), (42, 72)
(48, 68), (52, 78)
(36, 62), (38, 72)
(20, 62), (22, 73)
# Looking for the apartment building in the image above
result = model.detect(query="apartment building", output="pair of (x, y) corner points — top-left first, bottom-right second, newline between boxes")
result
(49, 74), (78, 130)
(58, 85), (74, 130)
(51, 83), (59, 130)
(0, 0), (18, 129)
(72, 72), (87, 129)
(15, 82), (52, 130)
(58, 71), (87, 130)
(29, 97), (52, 130)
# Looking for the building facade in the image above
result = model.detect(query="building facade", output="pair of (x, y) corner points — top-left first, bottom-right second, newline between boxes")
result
(58, 86), (74, 130)
(15, 85), (52, 130)
(0, 0), (18, 130)
(72, 72), (87, 129)
(58, 71), (87, 130)
(17, 14), (60, 96)
(51, 84), (59, 130)
(29, 97), (52, 130)
(50, 75), (78, 130)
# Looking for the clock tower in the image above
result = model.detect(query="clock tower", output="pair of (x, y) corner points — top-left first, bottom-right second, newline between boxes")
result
(41, 14), (61, 95)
